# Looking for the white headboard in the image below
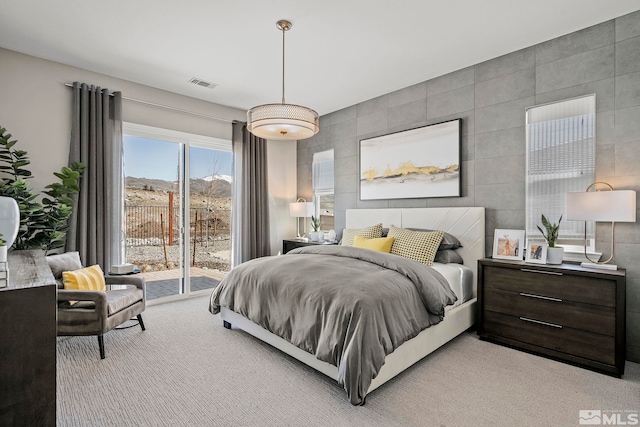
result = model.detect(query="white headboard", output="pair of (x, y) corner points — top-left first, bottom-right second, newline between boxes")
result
(346, 207), (485, 294)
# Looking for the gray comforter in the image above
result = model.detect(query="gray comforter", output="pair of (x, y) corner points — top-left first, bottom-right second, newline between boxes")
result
(209, 245), (457, 405)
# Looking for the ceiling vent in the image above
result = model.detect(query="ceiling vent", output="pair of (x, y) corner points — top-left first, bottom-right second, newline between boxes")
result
(188, 78), (218, 89)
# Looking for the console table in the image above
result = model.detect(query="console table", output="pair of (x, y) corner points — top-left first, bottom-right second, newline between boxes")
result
(0, 250), (57, 426)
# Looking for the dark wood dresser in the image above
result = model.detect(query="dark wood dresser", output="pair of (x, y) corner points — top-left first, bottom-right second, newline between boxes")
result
(0, 250), (57, 426)
(477, 257), (625, 377)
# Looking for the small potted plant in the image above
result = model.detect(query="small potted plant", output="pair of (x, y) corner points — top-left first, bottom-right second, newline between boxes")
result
(537, 214), (563, 264)
(310, 216), (324, 243)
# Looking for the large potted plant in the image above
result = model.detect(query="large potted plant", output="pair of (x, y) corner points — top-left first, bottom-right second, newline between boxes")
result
(0, 126), (83, 254)
(537, 214), (563, 264)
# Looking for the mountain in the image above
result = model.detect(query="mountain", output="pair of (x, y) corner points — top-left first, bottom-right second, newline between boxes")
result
(203, 174), (232, 183)
(125, 176), (231, 198)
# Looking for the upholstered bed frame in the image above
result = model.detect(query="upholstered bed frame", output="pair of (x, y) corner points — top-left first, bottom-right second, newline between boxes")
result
(220, 207), (485, 398)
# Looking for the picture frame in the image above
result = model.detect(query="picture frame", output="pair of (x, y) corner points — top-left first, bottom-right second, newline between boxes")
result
(359, 119), (461, 200)
(525, 242), (547, 264)
(492, 229), (525, 260)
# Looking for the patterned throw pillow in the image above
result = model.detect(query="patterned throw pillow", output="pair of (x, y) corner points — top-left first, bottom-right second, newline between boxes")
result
(353, 236), (395, 253)
(340, 223), (383, 246)
(62, 265), (107, 292)
(387, 225), (444, 266)
(382, 228), (462, 250)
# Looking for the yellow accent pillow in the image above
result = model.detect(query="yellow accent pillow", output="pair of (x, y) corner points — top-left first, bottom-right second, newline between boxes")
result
(62, 265), (106, 292)
(353, 236), (395, 253)
(340, 223), (383, 246)
(387, 225), (444, 266)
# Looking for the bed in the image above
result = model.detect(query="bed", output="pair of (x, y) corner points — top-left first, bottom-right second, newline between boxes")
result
(210, 207), (485, 404)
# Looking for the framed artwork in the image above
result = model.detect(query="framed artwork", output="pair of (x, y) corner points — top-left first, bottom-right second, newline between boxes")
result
(525, 242), (547, 264)
(359, 119), (461, 200)
(492, 229), (525, 260)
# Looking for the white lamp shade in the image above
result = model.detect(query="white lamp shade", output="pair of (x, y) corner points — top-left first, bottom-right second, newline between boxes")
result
(566, 190), (636, 222)
(289, 201), (315, 218)
(247, 104), (319, 141)
(0, 196), (20, 247)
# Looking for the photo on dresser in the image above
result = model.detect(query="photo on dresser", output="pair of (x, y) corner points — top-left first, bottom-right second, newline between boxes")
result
(525, 241), (547, 264)
(492, 229), (525, 260)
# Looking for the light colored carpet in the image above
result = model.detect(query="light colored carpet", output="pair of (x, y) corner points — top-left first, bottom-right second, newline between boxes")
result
(57, 296), (640, 427)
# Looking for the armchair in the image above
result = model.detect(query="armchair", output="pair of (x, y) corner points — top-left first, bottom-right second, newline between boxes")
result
(47, 252), (146, 359)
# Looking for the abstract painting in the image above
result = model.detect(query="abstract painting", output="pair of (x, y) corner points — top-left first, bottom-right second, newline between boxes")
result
(359, 119), (461, 200)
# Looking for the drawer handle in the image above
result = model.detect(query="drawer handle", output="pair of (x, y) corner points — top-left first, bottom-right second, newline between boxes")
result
(519, 317), (563, 329)
(521, 268), (563, 276)
(519, 292), (563, 302)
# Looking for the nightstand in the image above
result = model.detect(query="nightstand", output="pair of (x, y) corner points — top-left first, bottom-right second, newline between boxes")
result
(282, 239), (337, 254)
(477, 258), (626, 377)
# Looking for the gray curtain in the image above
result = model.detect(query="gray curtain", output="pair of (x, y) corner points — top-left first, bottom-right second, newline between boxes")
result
(67, 82), (123, 270)
(231, 121), (270, 265)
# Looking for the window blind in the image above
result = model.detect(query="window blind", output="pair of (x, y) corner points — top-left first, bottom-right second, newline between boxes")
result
(526, 95), (595, 241)
(312, 149), (334, 192)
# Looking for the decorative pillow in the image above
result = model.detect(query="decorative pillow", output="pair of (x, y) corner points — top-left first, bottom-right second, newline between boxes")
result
(381, 227), (462, 250)
(434, 249), (464, 264)
(46, 251), (83, 279)
(62, 265), (106, 292)
(340, 223), (383, 246)
(353, 236), (395, 253)
(387, 225), (444, 266)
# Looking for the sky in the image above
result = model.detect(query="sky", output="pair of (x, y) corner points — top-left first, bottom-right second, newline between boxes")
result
(123, 136), (232, 181)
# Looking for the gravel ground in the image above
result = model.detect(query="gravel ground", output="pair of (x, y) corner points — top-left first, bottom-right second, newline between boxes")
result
(125, 237), (231, 272)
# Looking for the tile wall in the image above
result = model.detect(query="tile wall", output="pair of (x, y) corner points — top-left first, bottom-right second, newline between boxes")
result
(297, 10), (640, 362)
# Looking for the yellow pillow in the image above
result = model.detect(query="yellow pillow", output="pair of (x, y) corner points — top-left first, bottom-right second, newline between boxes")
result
(353, 236), (395, 253)
(62, 265), (106, 291)
(387, 225), (444, 266)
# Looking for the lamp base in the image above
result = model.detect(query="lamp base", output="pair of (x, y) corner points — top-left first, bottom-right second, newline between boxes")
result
(580, 262), (618, 270)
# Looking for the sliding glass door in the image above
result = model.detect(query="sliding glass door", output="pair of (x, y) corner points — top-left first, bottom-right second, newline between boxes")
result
(122, 123), (232, 303)
(187, 144), (232, 293)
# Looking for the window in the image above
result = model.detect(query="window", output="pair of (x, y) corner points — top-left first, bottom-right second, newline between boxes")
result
(525, 95), (596, 257)
(122, 123), (232, 302)
(312, 149), (334, 232)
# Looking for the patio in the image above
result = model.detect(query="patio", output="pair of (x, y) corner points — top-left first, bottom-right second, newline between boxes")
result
(139, 267), (226, 300)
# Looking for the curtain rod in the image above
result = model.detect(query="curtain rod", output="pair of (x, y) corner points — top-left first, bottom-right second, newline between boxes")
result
(64, 82), (235, 123)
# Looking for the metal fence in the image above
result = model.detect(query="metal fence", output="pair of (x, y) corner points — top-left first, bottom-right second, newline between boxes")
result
(125, 205), (231, 247)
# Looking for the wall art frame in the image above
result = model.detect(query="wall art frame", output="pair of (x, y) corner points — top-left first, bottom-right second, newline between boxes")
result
(359, 119), (461, 200)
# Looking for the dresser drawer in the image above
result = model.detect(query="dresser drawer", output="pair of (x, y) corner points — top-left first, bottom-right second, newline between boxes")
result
(483, 265), (616, 307)
(483, 311), (615, 365)
(484, 288), (615, 336)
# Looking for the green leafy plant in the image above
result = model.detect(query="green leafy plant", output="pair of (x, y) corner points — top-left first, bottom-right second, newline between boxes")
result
(0, 126), (84, 253)
(311, 215), (321, 232)
(537, 214), (562, 247)
(0, 232), (5, 247)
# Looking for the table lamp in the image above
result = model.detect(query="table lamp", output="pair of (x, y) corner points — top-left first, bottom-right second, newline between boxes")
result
(289, 198), (314, 240)
(566, 182), (636, 270)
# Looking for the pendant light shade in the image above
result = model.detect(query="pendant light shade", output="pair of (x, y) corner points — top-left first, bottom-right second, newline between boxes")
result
(247, 20), (319, 141)
(247, 103), (319, 140)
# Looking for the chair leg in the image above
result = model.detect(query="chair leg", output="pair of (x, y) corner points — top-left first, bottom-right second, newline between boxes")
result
(137, 314), (146, 331)
(98, 335), (105, 360)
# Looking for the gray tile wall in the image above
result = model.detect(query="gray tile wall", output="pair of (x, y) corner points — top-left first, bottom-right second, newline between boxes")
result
(297, 10), (640, 362)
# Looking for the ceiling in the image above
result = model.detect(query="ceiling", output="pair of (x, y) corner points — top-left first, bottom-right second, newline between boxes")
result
(1, 1), (638, 116)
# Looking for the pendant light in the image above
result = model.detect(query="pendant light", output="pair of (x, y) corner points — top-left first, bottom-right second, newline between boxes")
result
(247, 20), (319, 141)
